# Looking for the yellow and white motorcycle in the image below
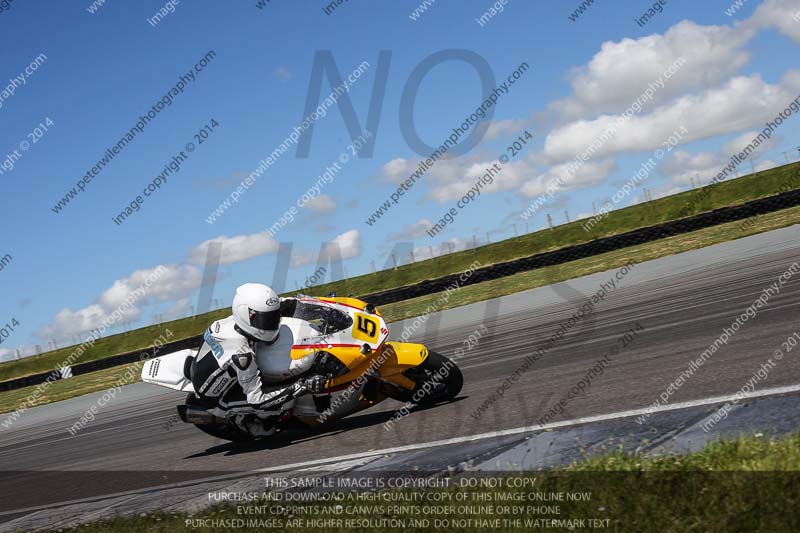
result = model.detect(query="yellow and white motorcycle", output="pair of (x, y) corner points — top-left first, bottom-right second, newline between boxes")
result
(141, 296), (462, 441)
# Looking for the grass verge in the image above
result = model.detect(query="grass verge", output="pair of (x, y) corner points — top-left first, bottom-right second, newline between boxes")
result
(3, 204), (800, 413)
(376, 204), (800, 321)
(61, 433), (800, 532)
(0, 362), (143, 416)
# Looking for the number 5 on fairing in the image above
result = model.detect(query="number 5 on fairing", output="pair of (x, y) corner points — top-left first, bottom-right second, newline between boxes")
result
(355, 314), (377, 340)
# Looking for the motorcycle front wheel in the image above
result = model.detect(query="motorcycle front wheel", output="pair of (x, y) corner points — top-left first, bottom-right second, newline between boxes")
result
(404, 351), (463, 406)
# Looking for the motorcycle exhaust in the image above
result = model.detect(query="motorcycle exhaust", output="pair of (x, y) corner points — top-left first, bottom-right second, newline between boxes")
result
(177, 405), (221, 425)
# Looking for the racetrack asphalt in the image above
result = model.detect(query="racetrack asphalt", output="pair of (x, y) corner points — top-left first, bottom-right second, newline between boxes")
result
(1, 224), (799, 528)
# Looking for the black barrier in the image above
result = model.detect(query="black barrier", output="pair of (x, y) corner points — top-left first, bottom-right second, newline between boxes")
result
(2, 187), (799, 392)
(0, 335), (204, 392)
(361, 187), (800, 305)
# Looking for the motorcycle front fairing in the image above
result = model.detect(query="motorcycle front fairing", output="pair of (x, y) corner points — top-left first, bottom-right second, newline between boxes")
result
(279, 297), (431, 403)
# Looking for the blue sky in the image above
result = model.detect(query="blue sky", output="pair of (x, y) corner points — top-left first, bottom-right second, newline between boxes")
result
(1, 0), (799, 358)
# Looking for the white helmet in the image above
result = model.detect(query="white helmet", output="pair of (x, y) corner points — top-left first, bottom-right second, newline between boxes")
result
(232, 283), (281, 342)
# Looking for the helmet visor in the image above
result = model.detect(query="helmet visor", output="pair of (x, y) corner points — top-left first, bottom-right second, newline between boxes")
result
(248, 308), (280, 331)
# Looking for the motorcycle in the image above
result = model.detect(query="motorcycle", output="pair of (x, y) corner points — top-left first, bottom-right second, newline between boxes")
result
(141, 296), (463, 441)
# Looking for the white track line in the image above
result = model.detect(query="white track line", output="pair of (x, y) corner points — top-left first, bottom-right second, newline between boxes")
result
(3, 382), (799, 518)
(253, 382), (800, 473)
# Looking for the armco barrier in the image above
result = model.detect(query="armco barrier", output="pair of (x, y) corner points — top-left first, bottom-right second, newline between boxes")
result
(1, 186), (799, 393)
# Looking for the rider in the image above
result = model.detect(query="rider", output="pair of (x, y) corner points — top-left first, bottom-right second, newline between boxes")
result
(189, 283), (326, 436)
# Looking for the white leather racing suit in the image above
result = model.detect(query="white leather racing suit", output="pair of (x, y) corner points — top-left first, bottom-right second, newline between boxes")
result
(190, 315), (306, 436)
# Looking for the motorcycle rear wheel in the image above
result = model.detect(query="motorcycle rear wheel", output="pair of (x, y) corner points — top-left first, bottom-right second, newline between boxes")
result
(184, 393), (255, 442)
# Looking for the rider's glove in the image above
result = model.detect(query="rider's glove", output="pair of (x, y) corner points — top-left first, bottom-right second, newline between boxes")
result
(295, 374), (327, 395)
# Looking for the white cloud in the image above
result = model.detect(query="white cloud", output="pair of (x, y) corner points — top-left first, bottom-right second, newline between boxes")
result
(37, 305), (118, 340)
(38, 227), (278, 341)
(290, 249), (316, 268)
(663, 125), (784, 187)
(351, 11), (798, 239)
(37, 264), (204, 339)
(749, 0), (800, 43)
(551, 21), (753, 120)
(662, 150), (724, 185)
(305, 194), (336, 213)
(292, 229), (362, 267)
(428, 159), (530, 202)
(389, 218), (433, 240)
(755, 158), (779, 172)
(160, 298), (194, 322)
(520, 158), (616, 197)
(274, 66), (292, 80)
(378, 149), (614, 206)
(543, 71), (800, 163)
(325, 229), (361, 260)
(379, 156), (481, 187)
(485, 118), (530, 140)
(100, 265), (201, 308)
(379, 158), (416, 183)
(0, 348), (14, 362)
(188, 232), (279, 265)
(722, 130), (781, 157)
(412, 243), (439, 261)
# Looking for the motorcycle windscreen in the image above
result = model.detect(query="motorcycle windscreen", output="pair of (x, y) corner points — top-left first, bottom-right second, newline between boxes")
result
(288, 301), (353, 335)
